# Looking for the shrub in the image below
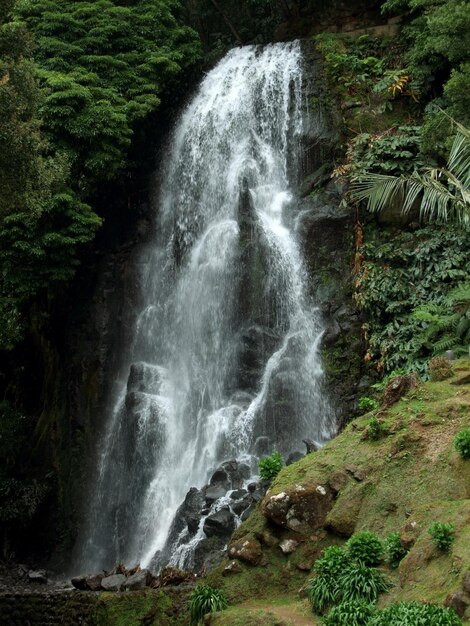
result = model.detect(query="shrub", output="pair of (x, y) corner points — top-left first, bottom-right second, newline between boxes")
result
(369, 601), (462, 625)
(359, 396), (380, 413)
(367, 417), (387, 441)
(384, 532), (407, 568)
(428, 522), (455, 551)
(454, 428), (470, 459)
(189, 585), (228, 625)
(323, 600), (375, 626)
(429, 356), (454, 381)
(307, 546), (350, 614)
(346, 531), (384, 566)
(258, 451), (283, 480)
(337, 562), (390, 603)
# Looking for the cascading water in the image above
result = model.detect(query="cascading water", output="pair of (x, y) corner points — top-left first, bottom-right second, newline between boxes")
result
(76, 41), (336, 574)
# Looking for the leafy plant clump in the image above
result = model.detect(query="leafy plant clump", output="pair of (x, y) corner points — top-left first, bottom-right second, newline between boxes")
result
(454, 428), (470, 459)
(367, 417), (387, 441)
(369, 601), (462, 625)
(428, 522), (455, 551)
(323, 600), (375, 626)
(346, 531), (384, 566)
(189, 585), (228, 625)
(359, 396), (380, 413)
(258, 451), (283, 480)
(307, 546), (351, 613)
(384, 532), (408, 568)
(337, 562), (390, 604)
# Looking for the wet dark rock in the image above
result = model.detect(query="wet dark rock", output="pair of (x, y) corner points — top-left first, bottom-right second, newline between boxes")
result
(230, 489), (248, 500)
(127, 362), (164, 395)
(101, 574), (126, 591)
(303, 439), (318, 454)
(286, 451), (304, 465)
(231, 495), (253, 516)
(28, 570), (47, 584)
(241, 503), (256, 521)
(205, 485), (228, 504)
(210, 468), (229, 487)
(71, 576), (87, 590)
(86, 574), (103, 591)
(254, 436), (271, 456)
(203, 509), (236, 537)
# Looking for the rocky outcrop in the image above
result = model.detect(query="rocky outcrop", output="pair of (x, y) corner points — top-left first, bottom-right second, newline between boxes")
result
(262, 483), (334, 534)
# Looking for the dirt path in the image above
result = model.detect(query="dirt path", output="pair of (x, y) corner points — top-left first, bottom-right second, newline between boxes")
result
(241, 601), (318, 625)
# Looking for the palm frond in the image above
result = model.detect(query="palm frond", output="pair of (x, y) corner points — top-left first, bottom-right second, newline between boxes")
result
(351, 174), (407, 213)
(448, 122), (470, 188)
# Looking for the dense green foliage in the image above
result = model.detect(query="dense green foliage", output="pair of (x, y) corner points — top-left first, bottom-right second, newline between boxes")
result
(258, 451), (283, 480)
(367, 417), (387, 441)
(428, 521), (455, 551)
(15, 0), (201, 191)
(337, 562), (390, 604)
(384, 531), (408, 568)
(355, 225), (469, 374)
(307, 546), (350, 613)
(369, 601), (462, 625)
(454, 428), (470, 459)
(359, 396), (380, 413)
(189, 585), (228, 625)
(0, 0), (201, 351)
(346, 531), (384, 566)
(323, 600), (375, 626)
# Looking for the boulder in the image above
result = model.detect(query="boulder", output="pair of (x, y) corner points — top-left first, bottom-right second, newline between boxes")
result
(328, 469), (350, 494)
(445, 591), (469, 618)
(286, 451), (304, 466)
(383, 373), (419, 407)
(231, 495), (253, 516)
(71, 576), (87, 590)
(230, 489), (248, 500)
(205, 485), (228, 504)
(262, 483), (334, 534)
(203, 509), (236, 538)
(280, 539), (299, 554)
(123, 570), (151, 591)
(228, 535), (263, 565)
(222, 561), (243, 576)
(101, 574), (126, 591)
(86, 574), (103, 591)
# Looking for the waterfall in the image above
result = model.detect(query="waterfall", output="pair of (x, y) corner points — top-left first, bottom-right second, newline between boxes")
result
(76, 41), (336, 573)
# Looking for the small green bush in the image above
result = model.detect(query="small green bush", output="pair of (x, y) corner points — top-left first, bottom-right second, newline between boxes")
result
(189, 585), (228, 625)
(428, 522), (455, 551)
(367, 417), (387, 441)
(384, 531), (407, 568)
(346, 531), (384, 566)
(369, 601), (462, 625)
(307, 546), (350, 614)
(359, 396), (380, 413)
(337, 562), (390, 603)
(258, 451), (283, 480)
(454, 428), (470, 459)
(323, 600), (375, 626)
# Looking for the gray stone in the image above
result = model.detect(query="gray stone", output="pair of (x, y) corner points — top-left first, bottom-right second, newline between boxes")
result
(279, 539), (299, 554)
(123, 570), (150, 591)
(203, 509), (236, 537)
(222, 560), (243, 576)
(101, 574), (126, 591)
(231, 495), (253, 516)
(205, 485), (227, 504)
(230, 489), (248, 500)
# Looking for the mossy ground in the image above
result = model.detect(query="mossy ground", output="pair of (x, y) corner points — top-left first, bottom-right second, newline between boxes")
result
(206, 359), (470, 624)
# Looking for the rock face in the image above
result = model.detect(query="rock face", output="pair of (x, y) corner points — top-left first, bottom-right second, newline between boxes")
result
(123, 570), (150, 591)
(101, 574), (126, 592)
(262, 483), (334, 533)
(228, 535), (263, 566)
(203, 509), (236, 538)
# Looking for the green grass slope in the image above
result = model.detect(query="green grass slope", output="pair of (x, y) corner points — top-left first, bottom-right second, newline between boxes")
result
(206, 359), (470, 624)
